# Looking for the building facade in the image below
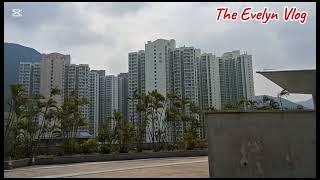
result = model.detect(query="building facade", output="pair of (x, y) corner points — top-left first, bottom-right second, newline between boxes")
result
(18, 62), (41, 96)
(105, 75), (119, 129)
(91, 70), (107, 126)
(128, 50), (145, 127)
(144, 39), (176, 142)
(170, 46), (201, 140)
(64, 64), (99, 137)
(197, 53), (221, 138)
(118, 73), (129, 121)
(40, 53), (71, 106)
(89, 71), (100, 136)
(218, 50), (255, 108)
(128, 39), (255, 142)
(198, 53), (221, 110)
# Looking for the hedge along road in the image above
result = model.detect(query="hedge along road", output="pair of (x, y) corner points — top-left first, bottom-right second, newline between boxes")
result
(4, 156), (209, 178)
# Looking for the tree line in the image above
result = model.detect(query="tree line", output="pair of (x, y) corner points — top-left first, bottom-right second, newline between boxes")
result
(5, 84), (297, 160)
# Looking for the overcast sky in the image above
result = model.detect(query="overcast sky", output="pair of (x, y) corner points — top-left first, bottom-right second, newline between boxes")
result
(4, 2), (316, 102)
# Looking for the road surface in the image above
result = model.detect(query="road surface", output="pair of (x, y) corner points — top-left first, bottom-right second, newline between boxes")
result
(4, 156), (209, 178)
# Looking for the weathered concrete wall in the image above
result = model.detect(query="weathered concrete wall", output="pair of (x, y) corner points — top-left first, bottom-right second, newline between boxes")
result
(205, 111), (316, 178)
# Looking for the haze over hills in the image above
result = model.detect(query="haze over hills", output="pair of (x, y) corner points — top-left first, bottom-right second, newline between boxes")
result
(296, 98), (314, 110)
(4, 42), (41, 111)
(254, 95), (312, 110)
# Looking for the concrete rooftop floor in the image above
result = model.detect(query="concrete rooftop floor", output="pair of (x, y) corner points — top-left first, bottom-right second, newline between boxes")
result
(4, 156), (209, 178)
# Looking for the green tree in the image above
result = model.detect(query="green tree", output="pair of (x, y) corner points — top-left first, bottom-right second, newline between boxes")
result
(32, 88), (61, 158)
(57, 91), (89, 154)
(5, 84), (29, 159)
(134, 93), (151, 152)
(238, 97), (257, 111)
(258, 95), (280, 110)
(97, 118), (113, 153)
(5, 84), (62, 159)
(165, 91), (182, 144)
(112, 110), (134, 153)
(148, 90), (166, 151)
(223, 101), (238, 110)
(182, 102), (201, 150)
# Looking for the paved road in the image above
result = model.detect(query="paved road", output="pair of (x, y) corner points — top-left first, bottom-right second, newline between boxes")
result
(4, 156), (209, 178)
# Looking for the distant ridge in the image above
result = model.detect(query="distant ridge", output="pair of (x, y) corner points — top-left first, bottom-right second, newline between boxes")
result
(4, 42), (41, 112)
(254, 95), (312, 110)
(296, 98), (314, 110)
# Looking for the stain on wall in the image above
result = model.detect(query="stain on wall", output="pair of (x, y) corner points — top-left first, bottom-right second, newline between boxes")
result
(206, 111), (316, 178)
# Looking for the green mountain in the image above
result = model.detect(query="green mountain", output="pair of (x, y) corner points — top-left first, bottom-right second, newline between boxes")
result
(4, 43), (41, 112)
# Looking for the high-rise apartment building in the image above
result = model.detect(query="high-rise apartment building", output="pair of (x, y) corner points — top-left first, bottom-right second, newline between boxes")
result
(218, 50), (255, 107)
(118, 73), (129, 120)
(197, 53), (221, 138)
(89, 71), (100, 136)
(18, 62), (41, 96)
(64, 64), (99, 137)
(198, 53), (221, 110)
(144, 39), (176, 142)
(127, 40), (255, 143)
(170, 46), (201, 140)
(91, 70), (107, 126)
(105, 75), (119, 129)
(128, 50), (145, 126)
(145, 39), (176, 96)
(40, 53), (71, 106)
(64, 64), (90, 121)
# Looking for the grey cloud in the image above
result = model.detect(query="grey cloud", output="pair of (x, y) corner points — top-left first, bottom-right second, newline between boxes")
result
(4, 2), (116, 48)
(4, 2), (64, 29)
(85, 2), (151, 17)
(4, 2), (316, 101)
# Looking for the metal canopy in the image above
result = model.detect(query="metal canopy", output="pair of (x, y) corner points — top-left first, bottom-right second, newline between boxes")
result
(256, 69), (316, 95)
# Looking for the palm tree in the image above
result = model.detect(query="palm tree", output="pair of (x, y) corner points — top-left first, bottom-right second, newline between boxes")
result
(5, 84), (28, 152)
(143, 90), (165, 151)
(238, 97), (249, 110)
(165, 91), (182, 144)
(128, 89), (138, 128)
(278, 89), (290, 110)
(97, 118), (113, 153)
(32, 88), (61, 158)
(134, 93), (152, 152)
(57, 90), (89, 154)
(223, 101), (238, 110)
(261, 95), (280, 110)
(112, 110), (134, 153)
(238, 98), (257, 111)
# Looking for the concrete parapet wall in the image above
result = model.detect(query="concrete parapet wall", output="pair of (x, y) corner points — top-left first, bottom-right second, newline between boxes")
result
(205, 111), (316, 178)
(4, 158), (32, 169)
(4, 150), (207, 169)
